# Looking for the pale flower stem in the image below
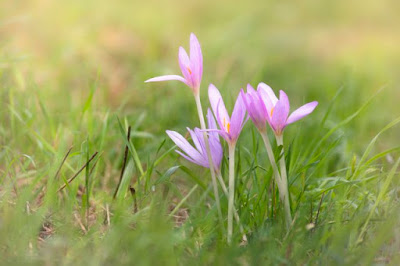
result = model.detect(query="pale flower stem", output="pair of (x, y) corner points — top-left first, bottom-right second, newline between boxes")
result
(216, 171), (247, 242)
(227, 143), (236, 244)
(275, 134), (292, 229)
(194, 94), (224, 228)
(260, 130), (292, 229)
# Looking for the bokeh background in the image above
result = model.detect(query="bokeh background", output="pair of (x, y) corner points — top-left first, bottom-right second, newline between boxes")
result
(1, 0), (399, 139)
(1, 0), (400, 203)
(2, 0), (400, 196)
(1, 0), (400, 264)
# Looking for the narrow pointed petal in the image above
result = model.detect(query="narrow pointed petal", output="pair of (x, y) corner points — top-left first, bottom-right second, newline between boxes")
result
(230, 92), (247, 139)
(246, 84), (257, 95)
(207, 108), (219, 140)
(287, 101), (318, 125)
(189, 33), (203, 86)
(187, 128), (203, 154)
(145, 75), (187, 84)
(166, 130), (205, 164)
(209, 136), (223, 169)
(209, 84), (230, 130)
(193, 128), (207, 156)
(178, 47), (193, 86)
(258, 82), (278, 107)
(271, 98), (289, 134)
(244, 85), (268, 130)
(205, 128), (231, 144)
(217, 129), (232, 143)
(176, 150), (208, 168)
(279, 90), (290, 116)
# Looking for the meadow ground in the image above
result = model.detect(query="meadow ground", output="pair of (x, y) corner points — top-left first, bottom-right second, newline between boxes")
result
(1, 0), (400, 265)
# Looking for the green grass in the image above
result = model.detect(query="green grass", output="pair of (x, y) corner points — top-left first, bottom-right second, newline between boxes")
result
(1, 0), (400, 265)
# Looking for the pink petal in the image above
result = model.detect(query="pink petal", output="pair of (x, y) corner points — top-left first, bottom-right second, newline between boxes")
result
(176, 150), (208, 168)
(145, 75), (187, 84)
(187, 128), (203, 154)
(287, 101), (318, 125)
(208, 136), (223, 169)
(178, 47), (194, 86)
(189, 33), (203, 86)
(250, 85), (268, 118)
(230, 91), (247, 139)
(193, 128), (207, 156)
(207, 108), (219, 140)
(166, 130), (205, 164)
(208, 84), (230, 130)
(258, 83), (278, 109)
(271, 94), (290, 134)
(279, 90), (290, 115)
(246, 84), (257, 95)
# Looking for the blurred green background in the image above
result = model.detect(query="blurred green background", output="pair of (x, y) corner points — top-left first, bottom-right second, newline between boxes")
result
(2, 0), (399, 152)
(1, 0), (399, 131)
(1, 0), (400, 264)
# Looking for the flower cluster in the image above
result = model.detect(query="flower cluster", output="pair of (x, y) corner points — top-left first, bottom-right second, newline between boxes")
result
(146, 33), (318, 243)
(166, 109), (223, 171)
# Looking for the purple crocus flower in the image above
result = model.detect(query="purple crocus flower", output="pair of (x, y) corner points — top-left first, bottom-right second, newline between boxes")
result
(145, 33), (203, 95)
(240, 84), (269, 132)
(166, 109), (223, 171)
(257, 83), (318, 136)
(208, 84), (247, 146)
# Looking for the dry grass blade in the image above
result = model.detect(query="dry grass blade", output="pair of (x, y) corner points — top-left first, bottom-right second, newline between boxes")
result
(54, 146), (73, 180)
(57, 152), (99, 192)
(113, 125), (131, 199)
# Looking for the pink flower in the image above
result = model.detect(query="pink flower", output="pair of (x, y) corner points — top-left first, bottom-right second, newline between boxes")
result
(257, 83), (318, 136)
(145, 33), (203, 95)
(240, 84), (269, 132)
(208, 84), (247, 146)
(166, 109), (223, 170)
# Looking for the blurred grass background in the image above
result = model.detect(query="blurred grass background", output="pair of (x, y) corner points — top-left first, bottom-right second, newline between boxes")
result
(2, 0), (399, 146)
(1, 0), (400, 264)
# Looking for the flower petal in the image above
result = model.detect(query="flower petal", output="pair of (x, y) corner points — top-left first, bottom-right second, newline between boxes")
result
(209, 84), (230, 130)
(207, 108), (219, 140)
(145, 75), (187, 85)
(287, 101), (318, 125)
(258, 82), (278, 108)
(187, 128), (203, 155)
(229, 91), (247, 140)
(270, 92), (290, 134)
(246, 83), (257, 95)
(166, 130), (205, 164)
(176, 150), (208, 168)
(244, 84), (268, 130)
(209, 135), (223, 169)
(178, 47), (194, 86)
(189, 33), (203, 86)
(194, 128), (207, 156)
(279, 90), (290, 115)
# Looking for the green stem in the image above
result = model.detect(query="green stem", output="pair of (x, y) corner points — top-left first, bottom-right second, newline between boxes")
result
(227, 143), (236, 244)
(260, 130), (292, 229)
(276, 134), (292, 229)
(194, 94), (224, 228)
(217, 171), (247, 242)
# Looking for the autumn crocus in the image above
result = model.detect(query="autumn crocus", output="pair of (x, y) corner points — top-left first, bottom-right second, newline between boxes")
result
(168, 109), (247, 241)
(145, 33), (223, 224)
(241, 83), (292, 227)
(258, 83), (318, 136)
(208, 84), (247, 244)
(240, 84), (269, 132)
(244, 83), (318, 228)
(166, 109), (223, 171)
(145, 33), (203, 96)
(261, 85), (318, 223)
(209, 84), (247, 146)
